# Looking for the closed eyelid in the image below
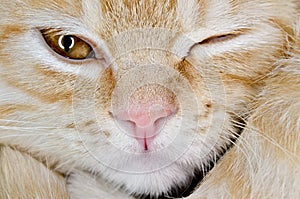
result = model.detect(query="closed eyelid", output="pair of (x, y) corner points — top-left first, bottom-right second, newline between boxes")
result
(172, 28), (251, 59)
(197, 28), (250, 45)
(198, 33), (238, 45)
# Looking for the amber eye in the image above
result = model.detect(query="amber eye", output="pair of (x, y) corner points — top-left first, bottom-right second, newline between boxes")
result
(41, 30), (94, 60)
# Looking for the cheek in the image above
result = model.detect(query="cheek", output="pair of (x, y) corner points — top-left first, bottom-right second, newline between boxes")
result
(222, 76), (258, 116)
(94, 68), (116, 111)
(0, 29), (78, 105)
(1, 63), (75, 104)
(213, 48), (282, 79)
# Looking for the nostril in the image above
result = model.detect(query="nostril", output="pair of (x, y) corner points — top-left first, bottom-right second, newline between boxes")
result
(154, 108), (177, 130)
(125, 120), (136, 126)
(111, 106), (178, 150)
(153, 117), (167, 134)
(114, 118), (137, 137)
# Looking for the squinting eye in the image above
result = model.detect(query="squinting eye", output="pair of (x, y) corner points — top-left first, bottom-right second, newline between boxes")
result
(199, 34), (237, 45)
(41, 30), (94, 60)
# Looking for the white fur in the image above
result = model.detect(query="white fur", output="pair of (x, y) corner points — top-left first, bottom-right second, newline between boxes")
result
(0, 0), (299, 198)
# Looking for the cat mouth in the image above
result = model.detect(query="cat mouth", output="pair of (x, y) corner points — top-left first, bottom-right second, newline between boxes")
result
(131, 116), (246, 199)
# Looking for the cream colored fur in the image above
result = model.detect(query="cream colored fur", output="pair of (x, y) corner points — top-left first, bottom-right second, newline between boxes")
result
(0, 145), (69, 199)
(0, 0), (299, 199)
(190, 33), (300, 199)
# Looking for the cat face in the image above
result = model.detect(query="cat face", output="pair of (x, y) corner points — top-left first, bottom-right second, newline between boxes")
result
(0, 0), (297, 197)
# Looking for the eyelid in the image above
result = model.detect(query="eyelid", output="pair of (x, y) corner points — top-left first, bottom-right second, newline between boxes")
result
(197, 28), (251, 45)
(198, 33), (239, 45)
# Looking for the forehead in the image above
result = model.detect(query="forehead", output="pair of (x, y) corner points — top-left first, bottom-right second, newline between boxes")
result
(22, 0), (253, 37)
(8, 0), (291, 31)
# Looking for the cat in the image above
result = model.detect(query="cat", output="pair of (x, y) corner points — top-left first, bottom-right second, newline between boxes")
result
(0, 0), (299, 198)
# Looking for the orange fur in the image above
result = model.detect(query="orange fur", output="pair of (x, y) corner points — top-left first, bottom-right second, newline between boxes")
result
(0, 0), (299, 198)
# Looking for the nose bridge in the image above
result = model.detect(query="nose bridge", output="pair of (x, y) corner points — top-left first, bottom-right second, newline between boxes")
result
(128, 84), (177, 120)
(126, 83), (172, 114)
(129, 84), (177, 109)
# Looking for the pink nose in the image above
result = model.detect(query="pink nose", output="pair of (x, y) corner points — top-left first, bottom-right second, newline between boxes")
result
(114, 104), (176, 150)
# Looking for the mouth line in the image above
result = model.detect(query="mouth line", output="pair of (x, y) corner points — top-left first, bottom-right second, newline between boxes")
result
(132, 115), (246, 199)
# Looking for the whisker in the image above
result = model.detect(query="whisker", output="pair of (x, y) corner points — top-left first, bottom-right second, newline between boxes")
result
(0, 125), (69, 130)
(230, 115), (298, 162)
(0, 119), (43, 124)
(254, 131), (297, 161)
(219, 132), (259, 182)
(0, 134), (57, 139)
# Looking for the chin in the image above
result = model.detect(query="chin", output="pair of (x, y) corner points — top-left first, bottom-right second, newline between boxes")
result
(78, 108), (241, 199)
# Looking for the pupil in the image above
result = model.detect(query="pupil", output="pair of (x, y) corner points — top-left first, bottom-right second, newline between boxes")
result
(62, 35), (73, 52)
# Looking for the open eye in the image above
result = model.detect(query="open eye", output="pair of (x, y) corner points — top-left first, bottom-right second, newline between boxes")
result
(199, 33), (237, 45)
(41, 30), (94, 60)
